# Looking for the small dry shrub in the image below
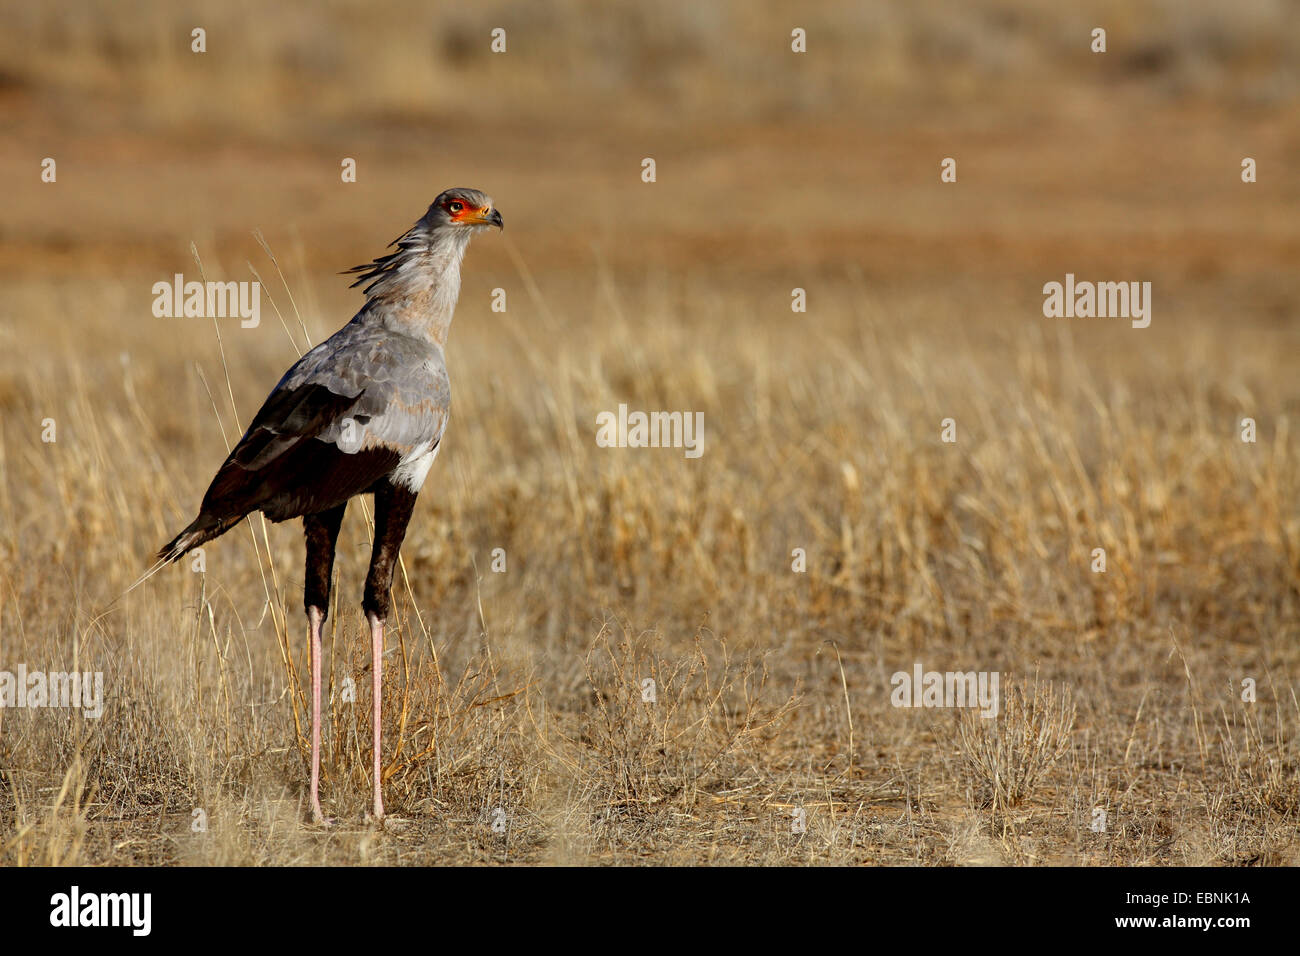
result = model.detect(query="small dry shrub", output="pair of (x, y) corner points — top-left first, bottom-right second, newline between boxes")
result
(1219, 695), (1300, 816)
(952, 676), (1075, 812)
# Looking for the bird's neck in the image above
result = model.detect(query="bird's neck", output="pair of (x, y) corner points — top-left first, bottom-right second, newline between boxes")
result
(358, 228), (472, 346)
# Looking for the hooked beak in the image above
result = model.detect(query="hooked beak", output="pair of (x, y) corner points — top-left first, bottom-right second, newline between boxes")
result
(466, 207), (503, 229)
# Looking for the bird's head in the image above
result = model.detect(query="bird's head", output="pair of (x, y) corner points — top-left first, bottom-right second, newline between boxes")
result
(423, 188), (503, 232)
(345, 188), (502, 303)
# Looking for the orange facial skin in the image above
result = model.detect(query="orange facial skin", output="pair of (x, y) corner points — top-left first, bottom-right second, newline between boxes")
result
(447, 200), (489, 223)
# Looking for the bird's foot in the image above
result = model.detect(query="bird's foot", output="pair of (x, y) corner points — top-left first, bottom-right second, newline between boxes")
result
(310, 806), (334, 828)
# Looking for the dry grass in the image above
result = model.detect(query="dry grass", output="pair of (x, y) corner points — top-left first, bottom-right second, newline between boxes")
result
(1, 1), (1298, 866)
(951, 677), (1076, 813)
(2, 268), (1295, 865)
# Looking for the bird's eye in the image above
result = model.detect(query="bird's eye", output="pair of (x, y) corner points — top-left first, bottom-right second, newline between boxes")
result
(448, 201), (464, 214)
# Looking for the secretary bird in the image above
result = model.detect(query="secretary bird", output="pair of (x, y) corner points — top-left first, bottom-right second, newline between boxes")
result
(156, 189), (502, 823)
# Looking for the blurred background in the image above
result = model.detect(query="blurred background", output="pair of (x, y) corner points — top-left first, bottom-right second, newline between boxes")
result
(5, 0), (1299, 284)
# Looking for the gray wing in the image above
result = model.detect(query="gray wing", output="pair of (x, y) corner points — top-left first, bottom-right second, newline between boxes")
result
(197, 321), (449, 522)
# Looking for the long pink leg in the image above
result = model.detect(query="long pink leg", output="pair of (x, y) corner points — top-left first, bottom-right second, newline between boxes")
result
(369, 611), (385, 821)
(308, 606), (330, 825)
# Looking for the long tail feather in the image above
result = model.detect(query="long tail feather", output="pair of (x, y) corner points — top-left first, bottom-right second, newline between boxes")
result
(115, 514), (244, 602)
